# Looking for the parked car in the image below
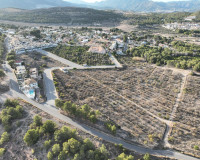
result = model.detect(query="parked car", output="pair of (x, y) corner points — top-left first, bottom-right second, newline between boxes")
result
(60, 67), (68, 73)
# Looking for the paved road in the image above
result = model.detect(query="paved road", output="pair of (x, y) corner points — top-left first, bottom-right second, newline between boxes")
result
(3, 62), (200, 160)
(38, 50), (84, 68)
(43, 68), (59, 106)
(109, 52), (123, 68)
(38, 49), (122, 69)
(43, 66), (117, 106)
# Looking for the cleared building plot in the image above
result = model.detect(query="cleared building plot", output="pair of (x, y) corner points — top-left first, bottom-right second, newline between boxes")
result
(16, 51), (67, 70)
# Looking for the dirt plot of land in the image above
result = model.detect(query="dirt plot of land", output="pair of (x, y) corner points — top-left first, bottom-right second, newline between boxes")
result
(16, 51), (68, 70)
(170, 75), (200, 157)
(85, 65), (183, 119)
(53, 62), (183, 148)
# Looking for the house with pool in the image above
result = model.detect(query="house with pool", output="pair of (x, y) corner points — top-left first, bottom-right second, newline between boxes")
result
(20, 78), (38, 99)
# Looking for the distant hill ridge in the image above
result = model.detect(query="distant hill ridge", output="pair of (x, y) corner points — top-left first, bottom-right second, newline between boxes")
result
(1, 0), (200, 12)
(0, 7), (123, 26)
(0, 0), (76, 9)
(93, 0), (200, 12)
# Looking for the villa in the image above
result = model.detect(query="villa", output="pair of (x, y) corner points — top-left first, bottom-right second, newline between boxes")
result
(30, 68), (38, 79)
(21, 78), (38, 99)
(15, 65), (26, 80)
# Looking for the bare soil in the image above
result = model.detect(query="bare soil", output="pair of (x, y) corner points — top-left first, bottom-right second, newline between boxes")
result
(53, 61), (183, 148)
(170, 75), (200, 158)
(16, 51), (68, 71)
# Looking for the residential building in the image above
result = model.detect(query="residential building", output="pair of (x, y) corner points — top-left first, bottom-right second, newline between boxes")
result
(15, 66), (26, 80)
(21, 78), (38, 99)
(30, 68), (38, 79)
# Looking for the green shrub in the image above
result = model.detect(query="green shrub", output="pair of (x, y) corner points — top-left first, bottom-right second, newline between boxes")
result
(47, 151), (53, 160)
(105, 121), (117, 135)
(42, 120), (56, 135)
(44, 140), (52, 150)
(194, 145), (199, 150)
(0, 148), (5, 157)
(52, 144), (60, 156)
(42, 56), (47, 60)
(0, 132), (10, 145)
(0, 69), (5, 77)
(143, 153), (150, 160)
(24, 129), (39, 146)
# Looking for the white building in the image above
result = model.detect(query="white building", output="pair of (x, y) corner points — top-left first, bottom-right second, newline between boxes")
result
(30, 68), (38, 79)
(21, 78), (38, 99)
(16, 66), (26, 80)
(110, 41), (117, 50)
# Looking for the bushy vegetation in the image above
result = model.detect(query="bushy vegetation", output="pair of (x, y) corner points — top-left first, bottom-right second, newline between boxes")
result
(126, 12), (191, 25)
(0, 99), (24, 132)
(116, 153), (134, 160)
(46, 45), (112, 66)
(143, 153), (150, 160)
(0, 7), (123, 25)
(130, 41), (200, 71)
(24, 115), (111, 160)
(6, 50), (16, 68)
(0, 33), (6, 64)
(176, 29), (200, 36)
(0, 132), (10, 145)
(24, 129), (39, 146)
(0, 148), (5, 157)
(30, 29), (42, 39)
(55, 99), (99, 123)
(171, 41), (200, 53)
(104, 121), (117, 135)
(0, 69), (5, 77)
(194, 11), (200, 22)
(194, 145), (199, 150)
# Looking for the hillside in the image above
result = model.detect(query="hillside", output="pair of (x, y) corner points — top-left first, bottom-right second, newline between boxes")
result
(93, 0), (200, 12)
(1, 0), (200, 12)
(195, 11), (200, 22)
(0, 7), (123, 26)
(0, 0), (77, 10)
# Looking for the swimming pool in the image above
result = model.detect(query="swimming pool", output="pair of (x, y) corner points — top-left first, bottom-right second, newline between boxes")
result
(29, 89), (35, 95)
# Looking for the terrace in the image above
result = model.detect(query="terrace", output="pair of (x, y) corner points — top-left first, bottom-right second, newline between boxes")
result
(52, 62), (184, 148)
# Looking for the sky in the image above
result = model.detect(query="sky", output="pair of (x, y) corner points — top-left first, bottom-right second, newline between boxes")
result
(82, 0), (103, 2)
(81, 0), (190, 2)
(153, 0), (189, 2)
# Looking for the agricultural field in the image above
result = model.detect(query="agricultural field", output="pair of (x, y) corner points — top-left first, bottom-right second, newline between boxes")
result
(170, 75), (200, 157)
(46, 45), (113, 66)
(52, 62), (184, 148)
(84, 64), (183, 120)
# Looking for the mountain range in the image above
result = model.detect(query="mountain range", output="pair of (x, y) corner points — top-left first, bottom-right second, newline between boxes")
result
(0, 0), (200, 12)
(0, 0), (78, 10)
(94, 0), (200, 12)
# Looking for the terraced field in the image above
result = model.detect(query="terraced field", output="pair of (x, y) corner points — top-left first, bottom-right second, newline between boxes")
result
(53, 62), (184, 148)
(170, 75), (200, 157)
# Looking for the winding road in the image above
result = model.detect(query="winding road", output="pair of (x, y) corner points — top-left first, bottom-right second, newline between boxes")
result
(2, 50), (200, 160)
